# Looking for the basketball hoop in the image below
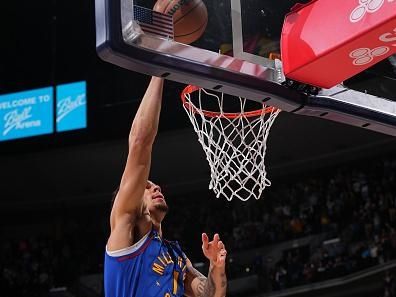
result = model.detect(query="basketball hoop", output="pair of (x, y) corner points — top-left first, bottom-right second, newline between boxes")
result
(181, 85), (281, 201)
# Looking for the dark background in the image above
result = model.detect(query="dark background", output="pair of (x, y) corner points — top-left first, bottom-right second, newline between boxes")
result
(0, 1), (396, 297)
(0, 0), (394, 204)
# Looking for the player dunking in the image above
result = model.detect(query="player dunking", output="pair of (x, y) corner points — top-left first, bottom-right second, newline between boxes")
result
(104, 77), (228, 297)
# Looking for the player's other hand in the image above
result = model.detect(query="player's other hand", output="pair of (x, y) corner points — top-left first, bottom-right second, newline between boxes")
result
(201, 233), (227, 268)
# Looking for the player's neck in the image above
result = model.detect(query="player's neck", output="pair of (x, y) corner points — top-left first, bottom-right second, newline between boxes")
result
(142, 210), (164, 237)
(151, 220), (162, 237)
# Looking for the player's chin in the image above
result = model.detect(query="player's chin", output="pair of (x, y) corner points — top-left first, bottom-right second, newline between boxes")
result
(154, 202), (169, 213)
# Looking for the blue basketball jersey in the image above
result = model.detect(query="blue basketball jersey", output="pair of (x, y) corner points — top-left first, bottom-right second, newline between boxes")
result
(104, 229), (187, 297)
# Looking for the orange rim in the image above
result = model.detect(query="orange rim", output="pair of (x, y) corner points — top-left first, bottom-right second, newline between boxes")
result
(180, 85), (279, 119)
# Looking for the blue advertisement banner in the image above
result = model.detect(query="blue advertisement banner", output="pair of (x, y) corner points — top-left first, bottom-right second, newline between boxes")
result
(56, 81), (87, 132)
(0, 87), (54, 142)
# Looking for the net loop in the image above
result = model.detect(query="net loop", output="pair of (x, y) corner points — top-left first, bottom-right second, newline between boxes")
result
(181, 85), (281, 201)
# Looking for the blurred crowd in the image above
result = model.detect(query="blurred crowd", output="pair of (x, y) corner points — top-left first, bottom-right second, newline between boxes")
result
(267, 157), (396, 291)
(1, 154), (396, 296)
(0, 210), (106, 297)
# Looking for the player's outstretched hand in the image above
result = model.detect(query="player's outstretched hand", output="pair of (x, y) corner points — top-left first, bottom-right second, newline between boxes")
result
(201, 233), (227, 268)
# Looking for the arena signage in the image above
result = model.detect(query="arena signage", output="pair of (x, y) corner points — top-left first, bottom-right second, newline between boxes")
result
(0, 81), (87, 142)
(0, 87), (53, 141)
(56, 81), (87, 132)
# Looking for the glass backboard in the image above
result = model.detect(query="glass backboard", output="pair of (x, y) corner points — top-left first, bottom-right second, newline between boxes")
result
(95, 0), (396, 136)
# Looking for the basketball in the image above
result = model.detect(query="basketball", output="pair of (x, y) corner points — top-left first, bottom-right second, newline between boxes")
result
(154, 0), (208, 44)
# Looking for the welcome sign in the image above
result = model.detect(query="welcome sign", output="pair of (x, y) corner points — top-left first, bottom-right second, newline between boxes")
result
(56, 81), (87, 132)
(0, 87), (54, 141)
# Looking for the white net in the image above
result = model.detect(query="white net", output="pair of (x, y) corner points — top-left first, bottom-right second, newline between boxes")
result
(181, 86), (281, 201)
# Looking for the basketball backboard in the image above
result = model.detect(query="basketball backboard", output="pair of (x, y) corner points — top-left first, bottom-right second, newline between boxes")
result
(95, 0), (396, 135)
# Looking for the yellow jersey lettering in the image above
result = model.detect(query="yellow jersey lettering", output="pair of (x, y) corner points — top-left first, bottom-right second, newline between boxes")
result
(177, 256), (183, 268)
(152, 262), (165, 275)
(163, 252), (174, 265)
(157, 256), (167, 266)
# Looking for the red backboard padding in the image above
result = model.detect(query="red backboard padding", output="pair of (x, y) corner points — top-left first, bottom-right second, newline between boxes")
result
(281, 0), (396, 88)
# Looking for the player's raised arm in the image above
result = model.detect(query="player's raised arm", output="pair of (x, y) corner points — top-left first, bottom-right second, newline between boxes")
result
(184, 233), (227, 297)
(108, 77), (164, 250)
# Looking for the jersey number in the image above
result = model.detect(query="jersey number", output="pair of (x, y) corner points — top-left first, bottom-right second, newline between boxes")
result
(173, 271), (179, 294)
(164, 271), (179, 297)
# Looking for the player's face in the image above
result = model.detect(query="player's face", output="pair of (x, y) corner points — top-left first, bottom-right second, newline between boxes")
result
(145, 181), (168, 215)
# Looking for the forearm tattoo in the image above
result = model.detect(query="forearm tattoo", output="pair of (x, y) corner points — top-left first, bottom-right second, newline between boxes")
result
(197, 274), (215, 297)
(220, 273), (226, 288)
(190, 266), (226, 297)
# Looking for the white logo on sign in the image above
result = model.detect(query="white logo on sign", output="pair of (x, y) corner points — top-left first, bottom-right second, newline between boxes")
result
(56, 94), (86, 123)
(350, 0), (384, 23)
(3, 107), (41, 136)
(379, 27), (396, 46)
(349, 46), (390, 65)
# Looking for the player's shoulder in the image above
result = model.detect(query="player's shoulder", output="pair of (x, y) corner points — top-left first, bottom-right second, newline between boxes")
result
(164, 238), (187, 256)
(106, 228), (155, 259)
(163, 238), (179, 246)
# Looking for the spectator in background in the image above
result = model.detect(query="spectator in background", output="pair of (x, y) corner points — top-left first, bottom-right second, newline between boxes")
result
(384, 271), (395, 297)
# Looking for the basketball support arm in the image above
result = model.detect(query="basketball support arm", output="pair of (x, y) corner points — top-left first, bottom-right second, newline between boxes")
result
(95, 0), (396, 136)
